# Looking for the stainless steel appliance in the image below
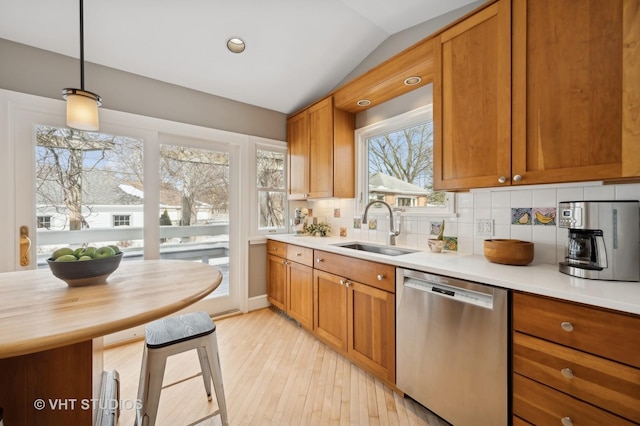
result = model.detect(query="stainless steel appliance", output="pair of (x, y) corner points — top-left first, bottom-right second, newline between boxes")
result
(559, 200), (640, 281)
(396, 268), (508, 426)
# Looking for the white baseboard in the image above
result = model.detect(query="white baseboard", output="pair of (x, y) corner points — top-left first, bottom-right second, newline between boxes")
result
(247, 294), (270, 312)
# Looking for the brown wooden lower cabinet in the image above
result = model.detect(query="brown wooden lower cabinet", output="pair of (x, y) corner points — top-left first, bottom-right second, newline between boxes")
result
(348, 281), (395, 383)
(286, 260), (314, 330)
(313, 269), (348, 352)
(513, 292), (640, 425)
(513, 374), (635, 426)
(313, 268), (395, 385)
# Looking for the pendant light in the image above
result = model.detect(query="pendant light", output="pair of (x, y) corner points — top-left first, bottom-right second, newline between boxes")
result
(63, 0), (102, 131)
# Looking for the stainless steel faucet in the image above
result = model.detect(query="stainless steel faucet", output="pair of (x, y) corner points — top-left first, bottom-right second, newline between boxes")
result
(362, 200), (401, 245)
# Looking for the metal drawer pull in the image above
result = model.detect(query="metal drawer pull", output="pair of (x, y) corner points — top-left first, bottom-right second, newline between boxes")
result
(561, 417), (573, 426)
(296, 252), (302, 256)
(316, 258), (324, 263)
(377, 274), (384, 280)
(560, 321), (574, 332)
(561, 368), (574, 379)
(339, 279), (345, 286)
(345, 281), (350, 288)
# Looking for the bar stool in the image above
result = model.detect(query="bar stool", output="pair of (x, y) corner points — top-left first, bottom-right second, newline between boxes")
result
(135, 311), (228, 426)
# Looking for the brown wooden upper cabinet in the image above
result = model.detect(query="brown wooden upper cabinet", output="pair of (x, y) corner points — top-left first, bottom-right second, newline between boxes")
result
(433, 0), (640, 191)
(287, 97), (355, 199)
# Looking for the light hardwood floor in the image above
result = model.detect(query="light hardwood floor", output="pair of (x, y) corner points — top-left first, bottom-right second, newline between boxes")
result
(104, 307), (450, 426)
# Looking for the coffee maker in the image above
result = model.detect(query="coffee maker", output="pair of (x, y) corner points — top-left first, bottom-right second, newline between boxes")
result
(559, 200), (640, 281)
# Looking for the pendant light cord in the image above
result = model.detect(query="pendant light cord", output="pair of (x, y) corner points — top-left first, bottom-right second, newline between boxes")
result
(79, 0), (85, 90)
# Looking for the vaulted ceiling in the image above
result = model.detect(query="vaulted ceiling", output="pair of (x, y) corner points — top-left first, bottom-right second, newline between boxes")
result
(0, 0), (478, 114)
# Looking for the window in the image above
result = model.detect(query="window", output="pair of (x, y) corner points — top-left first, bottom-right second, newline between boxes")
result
(37, 216), (51, 229)
(113, 215), (131, 227)
(356, 105), (453, 214)
(256, 147), (287, 232)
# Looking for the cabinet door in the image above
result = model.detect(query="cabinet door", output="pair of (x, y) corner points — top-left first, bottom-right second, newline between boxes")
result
(511, 0), (628, 184)
(266, 253), (286, 311)
(287, 110), (309, 200)
(348, 281), (395, 383)
(287, 261), (314, 331)
(433, 0), (512, 190)
(313, 269), (347, 352)
(307, 97), (334, 198)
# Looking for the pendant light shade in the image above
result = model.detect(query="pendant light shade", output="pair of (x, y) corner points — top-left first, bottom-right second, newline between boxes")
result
(63, 89), (101, 131)
(63, 0), (102, 131)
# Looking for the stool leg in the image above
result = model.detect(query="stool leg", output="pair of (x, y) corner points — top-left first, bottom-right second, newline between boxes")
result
(205, 332), (228, 426)
(135, 346), (149, 426)
(196, 347), (213, 400)
(138, 350), (167, 426)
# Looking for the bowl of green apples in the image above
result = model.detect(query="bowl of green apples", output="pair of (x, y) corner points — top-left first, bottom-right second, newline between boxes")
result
(47, 245), (123, 287)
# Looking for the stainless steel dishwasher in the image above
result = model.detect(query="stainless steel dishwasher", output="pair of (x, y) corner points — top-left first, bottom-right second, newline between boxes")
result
(396, 268), (508, 426)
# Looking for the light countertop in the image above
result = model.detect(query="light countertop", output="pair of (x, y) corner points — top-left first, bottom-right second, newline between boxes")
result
(267, 234), (640, 315)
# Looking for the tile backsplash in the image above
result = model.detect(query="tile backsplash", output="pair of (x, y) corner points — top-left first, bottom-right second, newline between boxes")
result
(294, 181), (640, 265)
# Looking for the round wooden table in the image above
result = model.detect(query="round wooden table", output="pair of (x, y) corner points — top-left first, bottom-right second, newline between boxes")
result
(0, 259), (222, 425)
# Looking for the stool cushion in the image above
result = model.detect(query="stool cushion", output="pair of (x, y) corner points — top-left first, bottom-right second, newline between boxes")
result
(145, 311), (216, 349)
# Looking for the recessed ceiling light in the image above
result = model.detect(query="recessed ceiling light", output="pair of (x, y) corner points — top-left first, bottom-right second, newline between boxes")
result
(357, 99), (371, 107)
(227, 37), (246, 53)
(404, 76), (422, 86)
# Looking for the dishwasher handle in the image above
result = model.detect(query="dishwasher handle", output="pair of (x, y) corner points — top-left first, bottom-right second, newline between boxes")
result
(404, 277), (495, 309)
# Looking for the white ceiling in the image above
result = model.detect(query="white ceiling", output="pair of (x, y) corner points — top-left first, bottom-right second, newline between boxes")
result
(0, 0), (477, 114)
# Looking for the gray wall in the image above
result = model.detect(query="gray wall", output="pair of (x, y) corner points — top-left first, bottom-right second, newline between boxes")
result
(0, 38), (287, 141)
(248, 242), (267, 298)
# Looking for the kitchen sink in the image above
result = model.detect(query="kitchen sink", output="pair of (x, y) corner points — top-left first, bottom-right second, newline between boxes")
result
(333, 242), (417, 256)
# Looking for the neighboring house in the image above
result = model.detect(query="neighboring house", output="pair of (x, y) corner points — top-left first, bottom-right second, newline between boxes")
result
(368, 172), (429, 207)
(36, 169), (215, 231)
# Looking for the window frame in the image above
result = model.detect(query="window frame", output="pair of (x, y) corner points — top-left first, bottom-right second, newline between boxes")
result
(355, 104), (455, 215)
(255, 142), (288, 235)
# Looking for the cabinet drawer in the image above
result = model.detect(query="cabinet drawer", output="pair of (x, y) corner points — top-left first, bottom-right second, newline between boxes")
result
(513, 292), (640, 368)
(267, 240), (287, 256)
(514, 332), (640, 423)
(513, 374), (636, 426)
(286, 244), (313, 267)
(313, 250), (395, 292)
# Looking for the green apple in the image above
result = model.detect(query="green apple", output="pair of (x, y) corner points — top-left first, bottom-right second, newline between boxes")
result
(94, 246), (116, 259)
(108, 245), (122, 255)
(55, 254), (78, 262)
(79, 246), (97, 258)
(52, 247), (74, 260)
(73, 247), (84, 258)
(78, 255), (93, 261)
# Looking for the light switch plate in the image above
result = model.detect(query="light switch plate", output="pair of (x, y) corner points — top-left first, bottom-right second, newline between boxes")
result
(476, 219), (493, 237)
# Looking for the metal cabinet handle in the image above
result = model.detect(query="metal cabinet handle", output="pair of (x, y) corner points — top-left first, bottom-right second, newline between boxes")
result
(513, 174), (522, 182)
(561, 321), (574, 332)
(377, 274), (384, 281)
(561, 417), (573, 426)
(345, 281), (350, 288)
(296, 252), (302, 257)
(316, 258), (324, 263)
(339, 279), (345, 286)
(560, 368), (574, 379)
(498, 176), (507, 184)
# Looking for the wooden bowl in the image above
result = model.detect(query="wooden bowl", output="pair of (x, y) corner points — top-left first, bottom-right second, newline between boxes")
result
(47, 253), (123, 287)
(483, 239), (534, 266)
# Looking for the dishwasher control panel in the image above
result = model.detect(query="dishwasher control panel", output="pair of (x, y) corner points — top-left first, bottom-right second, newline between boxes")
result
(403, 274), (495, 310)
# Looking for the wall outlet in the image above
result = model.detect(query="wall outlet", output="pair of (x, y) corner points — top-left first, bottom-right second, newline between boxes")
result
(476, 219), (493, 237)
